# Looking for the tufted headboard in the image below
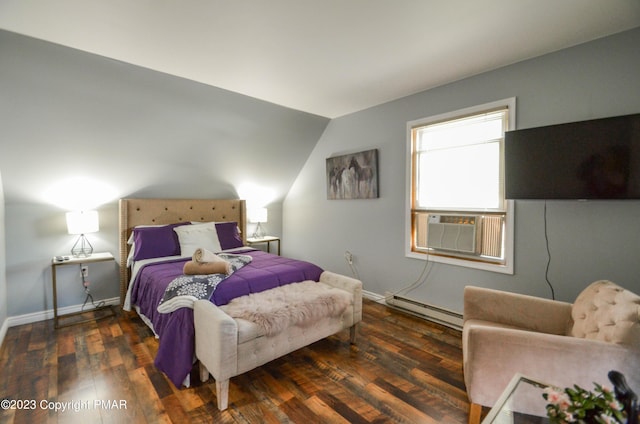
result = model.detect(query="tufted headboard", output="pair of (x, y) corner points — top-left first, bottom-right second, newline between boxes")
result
(118, 198), (246, 306)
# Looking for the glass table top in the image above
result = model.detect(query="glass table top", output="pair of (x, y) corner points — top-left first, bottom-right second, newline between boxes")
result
(482, 374), (551, 424)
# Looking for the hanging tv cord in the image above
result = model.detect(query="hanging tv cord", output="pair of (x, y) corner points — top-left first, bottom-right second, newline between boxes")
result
(543, 201), (556, 300)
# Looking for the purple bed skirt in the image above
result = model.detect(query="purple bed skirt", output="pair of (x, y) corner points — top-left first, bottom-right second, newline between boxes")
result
(129, 249), (323, 386)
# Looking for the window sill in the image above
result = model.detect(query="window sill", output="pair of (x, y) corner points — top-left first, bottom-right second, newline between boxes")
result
(405, 251), (514, 274)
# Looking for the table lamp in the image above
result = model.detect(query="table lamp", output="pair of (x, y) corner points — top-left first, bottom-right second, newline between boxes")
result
(66, 210), (99, 257)
(249, 207), (267, 239)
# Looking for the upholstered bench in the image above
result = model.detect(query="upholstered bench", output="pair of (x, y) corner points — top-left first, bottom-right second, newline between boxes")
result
(194, 271), (362, 410)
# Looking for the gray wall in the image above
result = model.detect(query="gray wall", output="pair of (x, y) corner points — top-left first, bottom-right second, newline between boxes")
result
(284, 28), (640, 313)
(2, 27), (640, 320)
(0, 30), (329, 316)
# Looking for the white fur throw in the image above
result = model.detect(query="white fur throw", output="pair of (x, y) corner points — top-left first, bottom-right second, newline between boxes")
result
(220, 281), (352, 337)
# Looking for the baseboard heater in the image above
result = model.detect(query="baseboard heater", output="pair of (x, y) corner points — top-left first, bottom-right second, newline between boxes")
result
(385, 293), (463, 331)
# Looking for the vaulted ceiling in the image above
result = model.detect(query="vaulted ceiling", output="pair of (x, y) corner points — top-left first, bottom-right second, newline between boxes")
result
(1, 0), (639, 118)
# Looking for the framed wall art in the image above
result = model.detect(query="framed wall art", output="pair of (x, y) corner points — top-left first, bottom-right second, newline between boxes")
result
(326, 149), (378, 199)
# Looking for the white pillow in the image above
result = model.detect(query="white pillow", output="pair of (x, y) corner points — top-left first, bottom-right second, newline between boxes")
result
(173, 222), (222, 257)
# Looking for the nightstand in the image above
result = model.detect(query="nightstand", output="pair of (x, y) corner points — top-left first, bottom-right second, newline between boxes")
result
(246, 236), (281, 255)
(51, 252), (117, 328)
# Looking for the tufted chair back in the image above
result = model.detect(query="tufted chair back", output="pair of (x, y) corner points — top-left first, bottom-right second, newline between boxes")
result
(569, 280), (640, 345)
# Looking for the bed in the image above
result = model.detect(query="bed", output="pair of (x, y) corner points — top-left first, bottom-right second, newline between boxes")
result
(119, 198), (362, 406)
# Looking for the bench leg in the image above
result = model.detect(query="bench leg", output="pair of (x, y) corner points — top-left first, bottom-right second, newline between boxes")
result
(349, 324), (357, 344)
(216, 379), (230, 411)
(199, 361), (210, 382)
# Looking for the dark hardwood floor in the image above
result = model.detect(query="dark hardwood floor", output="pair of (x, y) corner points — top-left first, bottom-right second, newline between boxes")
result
(0, 299), (473, 423)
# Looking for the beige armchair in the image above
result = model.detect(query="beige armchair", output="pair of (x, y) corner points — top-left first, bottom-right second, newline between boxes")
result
(463, 280), (640, 424)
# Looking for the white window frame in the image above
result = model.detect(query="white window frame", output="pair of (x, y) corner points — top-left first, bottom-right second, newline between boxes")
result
(405, 98), (516, 274)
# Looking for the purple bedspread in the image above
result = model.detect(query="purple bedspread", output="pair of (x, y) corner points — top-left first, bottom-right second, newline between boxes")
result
(129, 249), (323, 387)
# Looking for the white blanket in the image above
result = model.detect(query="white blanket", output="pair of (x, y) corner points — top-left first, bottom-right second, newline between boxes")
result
(220, 281), (351, 336)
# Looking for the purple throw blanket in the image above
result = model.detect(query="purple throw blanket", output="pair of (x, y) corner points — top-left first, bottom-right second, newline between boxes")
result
(128, 249), (323, 386)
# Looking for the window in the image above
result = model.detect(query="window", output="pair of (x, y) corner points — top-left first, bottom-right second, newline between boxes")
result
(406, 98), (515, 274)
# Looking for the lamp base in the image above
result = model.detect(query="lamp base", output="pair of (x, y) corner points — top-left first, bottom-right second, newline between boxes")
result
(71, 234), (93, 257)
(252, 223), (265, 239)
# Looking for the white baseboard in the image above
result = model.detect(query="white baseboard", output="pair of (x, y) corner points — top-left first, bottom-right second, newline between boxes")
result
(6, 297), (120, 328)
(0, 317), (8, 352)
(362, 289), (386, 303)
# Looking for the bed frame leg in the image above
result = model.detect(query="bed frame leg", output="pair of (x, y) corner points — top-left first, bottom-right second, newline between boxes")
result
(349, 324), (357, 344)
(199, 361), (210, 382)
(216, 379), (230, 411)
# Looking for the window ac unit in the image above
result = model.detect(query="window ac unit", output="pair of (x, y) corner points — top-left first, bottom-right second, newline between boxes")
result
(427, 214), (480, 254)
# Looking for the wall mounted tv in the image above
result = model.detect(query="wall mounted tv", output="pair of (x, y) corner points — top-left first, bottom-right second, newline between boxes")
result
(505, 113), (640, 200)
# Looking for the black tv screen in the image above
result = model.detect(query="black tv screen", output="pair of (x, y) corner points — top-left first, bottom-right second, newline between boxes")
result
(505, 113), (640, 200)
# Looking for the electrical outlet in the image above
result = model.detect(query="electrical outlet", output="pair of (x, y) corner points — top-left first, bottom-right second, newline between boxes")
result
(81, 265), (88, 278)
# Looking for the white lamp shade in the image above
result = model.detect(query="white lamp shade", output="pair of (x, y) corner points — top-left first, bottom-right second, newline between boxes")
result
(66, 210), (99, 235)
(248, 207), (268, 223)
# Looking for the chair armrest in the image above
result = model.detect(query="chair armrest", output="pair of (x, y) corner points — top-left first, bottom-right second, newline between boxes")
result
(194, 300), (239, 381)
(463, 322), (640, 408)
(464, 286), (572, 335)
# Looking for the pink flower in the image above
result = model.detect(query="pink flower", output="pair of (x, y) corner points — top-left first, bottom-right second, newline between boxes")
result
(599, 414), (615, 424)
(609, 400), (622, 411)
(557, 394), (571, 411)
(544, 387), (565, 403)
